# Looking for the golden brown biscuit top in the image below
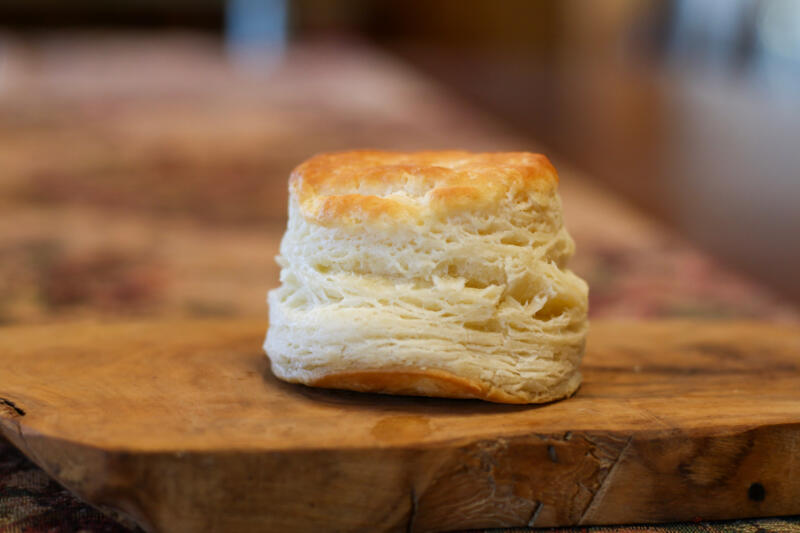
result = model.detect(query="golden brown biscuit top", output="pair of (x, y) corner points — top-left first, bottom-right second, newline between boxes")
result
(289, 150), (559, 226)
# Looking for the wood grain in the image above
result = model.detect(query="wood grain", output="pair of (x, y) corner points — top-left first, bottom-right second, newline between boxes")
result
(1, 319), (799, 532)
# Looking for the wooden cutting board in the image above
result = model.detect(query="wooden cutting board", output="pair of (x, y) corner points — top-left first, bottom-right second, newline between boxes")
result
(1, 319), (799, 532)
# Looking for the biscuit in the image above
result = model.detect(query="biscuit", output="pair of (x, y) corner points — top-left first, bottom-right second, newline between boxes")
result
(265, 150), (588, 403)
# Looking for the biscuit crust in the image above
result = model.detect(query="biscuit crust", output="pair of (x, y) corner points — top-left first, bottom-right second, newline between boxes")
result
(290, 150), (558, 226)
(308, 367), (582, 404)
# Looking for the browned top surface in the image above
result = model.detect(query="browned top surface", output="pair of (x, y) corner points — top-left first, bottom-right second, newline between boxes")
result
(290, 150), (557, 225)
(2, 319), (799, 452)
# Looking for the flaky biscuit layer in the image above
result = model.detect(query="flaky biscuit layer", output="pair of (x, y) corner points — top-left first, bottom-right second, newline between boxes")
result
(265, 150), (588, 404)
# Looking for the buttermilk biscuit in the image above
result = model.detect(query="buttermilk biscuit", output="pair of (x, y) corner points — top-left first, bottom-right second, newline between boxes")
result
(264, 150), (588, 403)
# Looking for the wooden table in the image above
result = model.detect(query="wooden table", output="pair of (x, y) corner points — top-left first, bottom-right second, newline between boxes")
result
(0, 33), (797, 532)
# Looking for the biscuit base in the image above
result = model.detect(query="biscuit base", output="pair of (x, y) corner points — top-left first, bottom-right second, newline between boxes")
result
(271, 363), (582, 404)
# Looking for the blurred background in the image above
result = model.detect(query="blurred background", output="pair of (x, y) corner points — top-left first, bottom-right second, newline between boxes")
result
(1, 0), (798, 326)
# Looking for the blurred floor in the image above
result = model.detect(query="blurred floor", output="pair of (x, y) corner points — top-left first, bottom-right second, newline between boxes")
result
(0, 32), (529, 324)
(0, 32), (794, 326)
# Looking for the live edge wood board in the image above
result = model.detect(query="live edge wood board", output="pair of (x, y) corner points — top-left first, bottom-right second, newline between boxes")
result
(1, 319), (799, 532)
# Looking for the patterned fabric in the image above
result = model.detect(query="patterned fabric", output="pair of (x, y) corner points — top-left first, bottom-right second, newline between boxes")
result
(486, 519), (800, 533)
(0, 440), (140, 533)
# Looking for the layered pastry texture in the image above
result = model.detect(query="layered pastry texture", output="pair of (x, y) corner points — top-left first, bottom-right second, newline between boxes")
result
(265, 150), (589, 403)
